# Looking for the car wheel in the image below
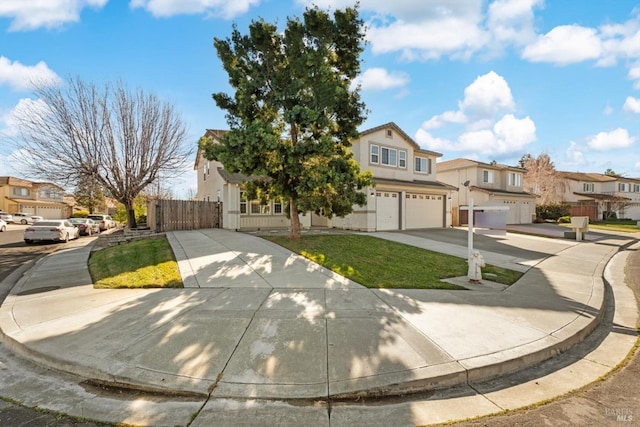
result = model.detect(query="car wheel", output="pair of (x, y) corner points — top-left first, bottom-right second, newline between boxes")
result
(0, 225), (5, 232)
(21, 219), (27, 225)
(24, 239), (32, 244)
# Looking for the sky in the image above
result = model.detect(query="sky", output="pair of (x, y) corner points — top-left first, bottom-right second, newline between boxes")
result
(0, 0), (639, 199)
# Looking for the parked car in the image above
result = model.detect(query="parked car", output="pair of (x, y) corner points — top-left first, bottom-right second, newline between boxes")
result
(24, 220), (80, 244)
(69, 218), (101, 236)
(0, 211), (13, 223)
(87, 214), (116, 231)
(0, 219), (6, 232)
(12, 212), (44, 225)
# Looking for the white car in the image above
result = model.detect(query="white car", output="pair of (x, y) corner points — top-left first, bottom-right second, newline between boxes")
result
(0, 211), (12, 223)
(12, 212), (44, 225)
(0, 218), (6, 232)
(24, 220), (80, 244)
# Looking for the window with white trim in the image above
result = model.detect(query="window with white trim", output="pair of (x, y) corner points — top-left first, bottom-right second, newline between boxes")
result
(370, 145), (379, 164)
(583, 183), (594, 192)
(415, 157), (432, 174)
(634, 184), (640, 193)
(508, 172), (522, 186)
(250, 200), (270, 214)
(381, 147), (397, 166)
(273, 199), (283, 214)
(483, 170), (494, 184)
(399, 150), (406, 168)
(618, 183), (630, 192)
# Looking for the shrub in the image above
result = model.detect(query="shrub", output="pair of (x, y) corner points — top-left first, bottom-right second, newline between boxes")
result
(536, 202), (571, 221)
(72, 211), (89, 218)
(558, 216), (571, 223)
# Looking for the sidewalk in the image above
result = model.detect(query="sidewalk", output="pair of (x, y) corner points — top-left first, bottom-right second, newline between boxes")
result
(0, 226), (637, 426)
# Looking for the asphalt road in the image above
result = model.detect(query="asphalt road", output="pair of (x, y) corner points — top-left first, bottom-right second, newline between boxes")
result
(0, 226), (638, 426)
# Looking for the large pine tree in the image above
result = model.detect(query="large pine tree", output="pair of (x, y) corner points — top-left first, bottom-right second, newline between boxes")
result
(201, 5), (372, 239)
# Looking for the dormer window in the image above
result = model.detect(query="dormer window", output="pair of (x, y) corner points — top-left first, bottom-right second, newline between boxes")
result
(483, 170), (494, 184)
(386, 129), (393, 138)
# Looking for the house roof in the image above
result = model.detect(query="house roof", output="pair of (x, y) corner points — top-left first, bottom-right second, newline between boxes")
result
(469, 186), (537, 198)
(194, 129), (228, 170)
(558, 171), (618, 182)
(573, 192), (631, 201)
(217, 167), (266, 184)
(436, 158), (526, 172)
(374, 177), (458, 191)
(359, 122), (442, 157)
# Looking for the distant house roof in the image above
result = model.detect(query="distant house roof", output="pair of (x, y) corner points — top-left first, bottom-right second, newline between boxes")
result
(359, 122), (442, 157)
(558, 171), (618, 183)
(436, 158), (526, 173)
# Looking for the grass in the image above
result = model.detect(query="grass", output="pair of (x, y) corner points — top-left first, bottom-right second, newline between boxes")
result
(263, 234), (522, 290)
(89, 237), (183, 289)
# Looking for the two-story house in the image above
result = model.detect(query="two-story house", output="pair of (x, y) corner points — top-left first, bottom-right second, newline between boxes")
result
(0, 176), (70, 219)
(557, 172), (640, 220)
(195, 123), (456, 231)
(436, 159), (536, 225)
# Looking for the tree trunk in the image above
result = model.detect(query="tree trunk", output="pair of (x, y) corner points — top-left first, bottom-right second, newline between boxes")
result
(289, 195), (301, 240)
(125, 200), (137, 229)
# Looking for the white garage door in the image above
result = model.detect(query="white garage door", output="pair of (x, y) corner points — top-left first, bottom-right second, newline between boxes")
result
(376, 191), (399, 231)
(406, 193), (443, 229)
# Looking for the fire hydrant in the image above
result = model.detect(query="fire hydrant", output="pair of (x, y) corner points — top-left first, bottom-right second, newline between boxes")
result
(468, 250), (485, 284)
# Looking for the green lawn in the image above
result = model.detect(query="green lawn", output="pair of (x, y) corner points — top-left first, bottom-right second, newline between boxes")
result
(560, 219), (639, 233)
(263, 234), (522, 290)
(89, 237), (183, 289)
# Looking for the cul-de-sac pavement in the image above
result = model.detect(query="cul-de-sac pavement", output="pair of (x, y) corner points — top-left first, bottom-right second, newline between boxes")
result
(0, 223), (638, 426)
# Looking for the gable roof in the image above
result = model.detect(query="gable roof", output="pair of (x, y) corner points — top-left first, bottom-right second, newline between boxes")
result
(194, 129), (228, 169)
(437, 158), (526, 172)
(359, 122), (442, 157)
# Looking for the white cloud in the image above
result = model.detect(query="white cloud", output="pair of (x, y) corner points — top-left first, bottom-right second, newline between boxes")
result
(522, 25), (602, 65)
(1, 98), (51, 138)
(460, 71), (515, 117)
(130, 0), (260, 19)
(416, 71), (535, 157)
(623, 97), (640, 114)
(603, 104), (613, 116)
(487, 0), (542, 46)
(353, 68), (410, 91)
(417, 114), (535, 156)
(0, 57), (61, 91)
(422, 110), (466, 130)
(0, 0), (107, 31)
(565, 141), (586, 166)
(587, 128), (636, 151)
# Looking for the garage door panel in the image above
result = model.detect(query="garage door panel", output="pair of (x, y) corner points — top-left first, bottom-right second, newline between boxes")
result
(376, 192), (399, 231)
(406, 193), (443, 229)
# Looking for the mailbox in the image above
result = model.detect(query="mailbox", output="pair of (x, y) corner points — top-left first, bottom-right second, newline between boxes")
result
(569, 216), (589, 241)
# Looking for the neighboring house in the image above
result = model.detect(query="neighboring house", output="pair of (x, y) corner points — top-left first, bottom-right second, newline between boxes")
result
(0, 176), (70, 219)
(557, 172), (640, 221)
(195, 123), (456, 232)
(437, 159), (536, 225)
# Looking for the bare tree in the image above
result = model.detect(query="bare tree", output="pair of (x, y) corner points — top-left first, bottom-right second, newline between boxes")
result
(12, 77), (191, 228)
(520, 153), (567, 205)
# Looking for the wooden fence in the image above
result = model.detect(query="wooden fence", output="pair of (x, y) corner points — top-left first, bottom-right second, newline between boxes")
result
(147, 200), (222, 232)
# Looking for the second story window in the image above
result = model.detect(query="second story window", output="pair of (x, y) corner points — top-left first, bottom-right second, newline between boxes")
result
(415, 157), (432, 174)
(370, 145), (379, 164)
(12, 187), (30, 197)
(399, 151), (406, 168)
(618, 183), (630, 192)
(483, 170), (494, 184)
(509, 172), (522, 186)
(583, 183), (594, 192)
(381, 147), (397, 166)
